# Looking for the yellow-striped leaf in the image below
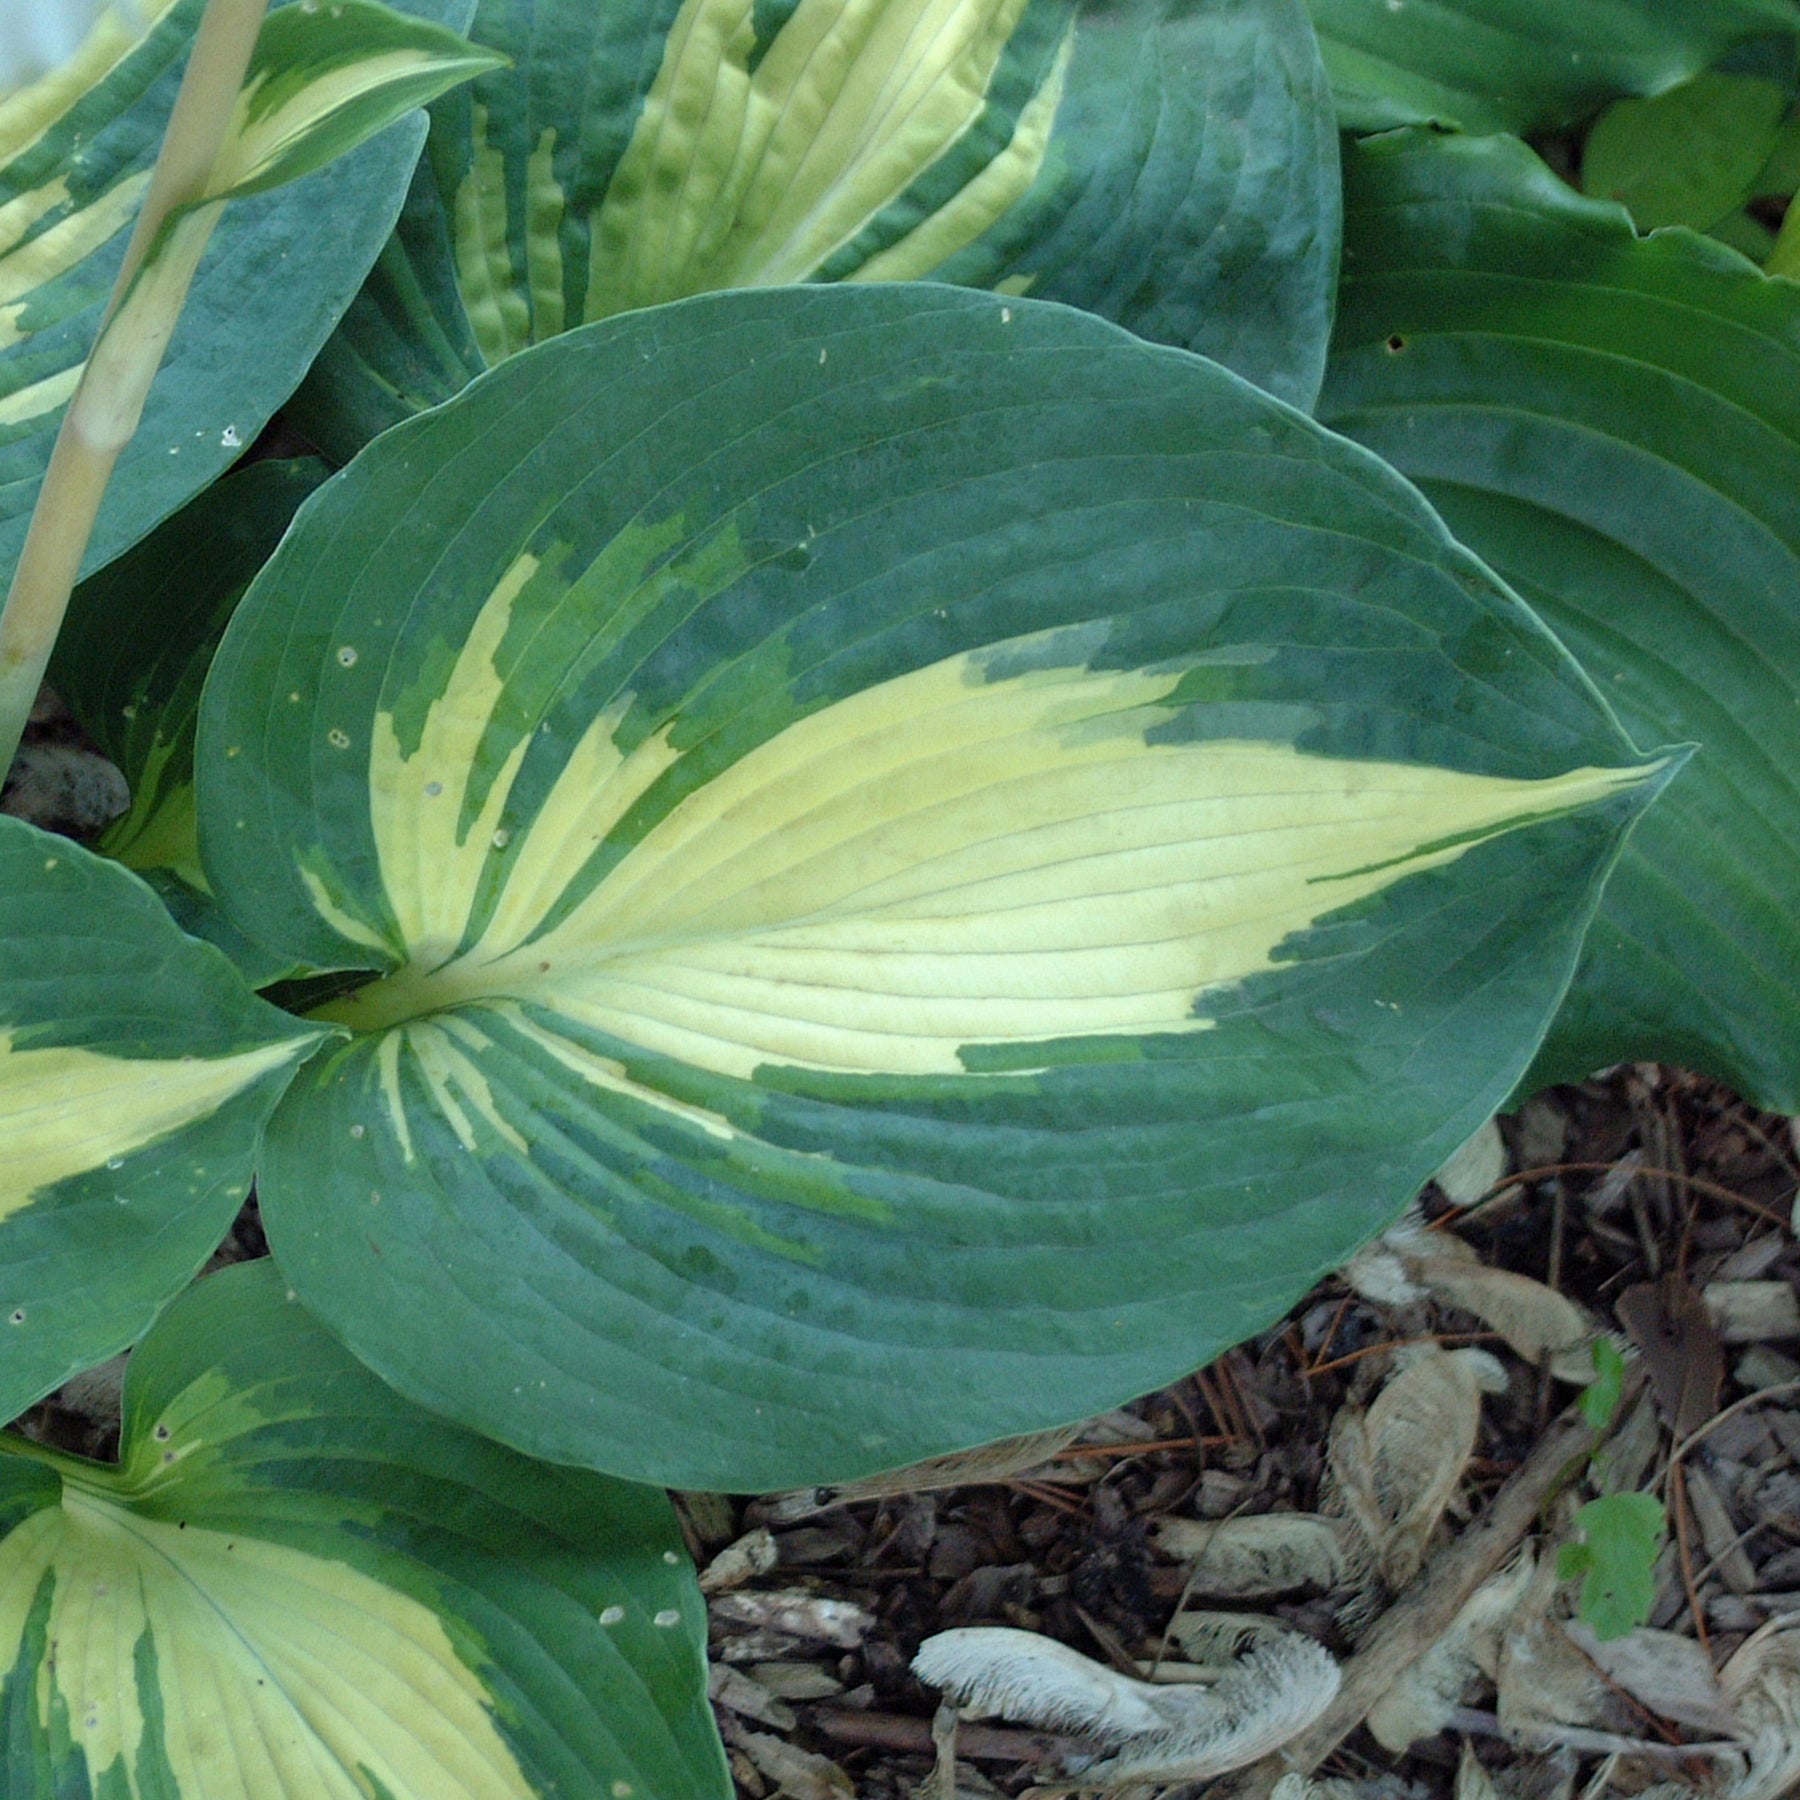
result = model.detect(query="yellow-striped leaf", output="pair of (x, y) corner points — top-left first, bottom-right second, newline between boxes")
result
(0, 817), (320, 1423)
(0, 1259), (727, 1799)
(77, 0), (504, 457)
(199, 285), (1672, 1489)
(291, 0), (1340, 461)
(0, 0), (473, 587)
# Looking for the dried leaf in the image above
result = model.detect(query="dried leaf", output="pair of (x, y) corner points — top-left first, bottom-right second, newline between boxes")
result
(1345, 1216), (1596, 1380)
(1718, 1619), (1800, 1800)
(1327, 1346), (1507, 1590)
(1617, 1276), (1724, 1439)
(731, 1727), (855, 1800)
(1366, 1551), (1536, 1752)
(1415, 1259), (1595, 1381)
(1706, 1281), (1800, 1345)
(1152, 1513), (1350, 1597)
(1562, 1620), (1737, 1735)
(1496, 1555), (1617, 1740)
(913, 1625), (1340, 1787)
(709, 1589), (874, 1648)
(710, 1664), (798, 1731)
(1091, 1633), (1340, 1785)
(1434, 1120), (1508, 1207)
(1456, 1743), (1501, 1800)
(701, 1526), (780, 1593)
(915, 1628), (1177, 1737)
(828, 1425), (1084, 1501)
(1635, 1622), (1800, 1800)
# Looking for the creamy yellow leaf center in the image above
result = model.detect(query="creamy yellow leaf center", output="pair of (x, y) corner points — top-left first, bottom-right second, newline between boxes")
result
(321, 570), (1653, 1091)
(0, 1490), (535, 1799)
(0, 1033), (310, 1223)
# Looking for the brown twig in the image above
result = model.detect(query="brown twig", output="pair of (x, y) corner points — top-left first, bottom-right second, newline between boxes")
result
(1670, 1462), (1712, 1655)
(1463, 1162), (1792, 1235)
(1303, 1331), (1507, 1379)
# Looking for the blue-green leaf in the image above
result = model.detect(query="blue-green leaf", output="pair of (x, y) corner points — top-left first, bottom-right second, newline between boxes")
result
(200, 284), (1668, 1489)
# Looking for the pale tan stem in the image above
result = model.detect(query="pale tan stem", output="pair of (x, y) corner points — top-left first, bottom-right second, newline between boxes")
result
(0, 0), (270, 782)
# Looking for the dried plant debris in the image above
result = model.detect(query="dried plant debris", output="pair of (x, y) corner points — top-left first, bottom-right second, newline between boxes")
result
(1634, 1622), (1800, 1800)
(913, 1623), (1339, 1786)
(702, 1527), (781, 1594)
(1616, 1275), (1725, 1438)
(1324, 1346), (1508, 1593)
(1344, 1212), (1598, 1381)
(1368, 1552), (1538, 1752)
(1433, 1121), (1509, 1209)
(1151, 1512), (1351, 1599)
(1561, 1620), (1735, 1735)
(694, 1068), (1798, 1800)
(710, 1589), (875, 1648)
(1157, 1344), (1506, 1620)
(1704, 1280), (1800, 1344)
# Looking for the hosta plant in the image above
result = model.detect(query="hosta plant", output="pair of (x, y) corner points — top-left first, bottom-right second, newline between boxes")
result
(7, 0), (1800, 1792)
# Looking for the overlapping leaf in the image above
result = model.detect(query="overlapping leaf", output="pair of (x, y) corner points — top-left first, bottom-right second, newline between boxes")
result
(292, 0), (1339, 461)
(51, 457), (327, 979)
(0, 1259), (727, 1800)
(1306, 0), (1799, 133)
(0, 0), (476, 587)
(1581, 72), (1791, 231)
(198, 284), (1667, 1488)
(0, 818), (319, 1423)
(1320, 130), (1800, 1108)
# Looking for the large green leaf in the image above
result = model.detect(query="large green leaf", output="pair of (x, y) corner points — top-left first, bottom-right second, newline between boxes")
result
(0, 1259), (727, 1800)
(1580, 71), (1791, 231)
(0, 819), (321, 1423)
(292, 0), (1339, 458)
(200, 284), (1667, 1490)
(1320, 131), (1800, 1109)
(50, 458), (328, 982)
(1307, 0), (1799, 133)
(0, 0), (475, 587)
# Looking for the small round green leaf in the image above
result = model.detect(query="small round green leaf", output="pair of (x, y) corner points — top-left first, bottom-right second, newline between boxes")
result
(0, 820), (320, 1422)
(1320, 130), (1800, 1109)
(1308, 0), (1799, 133)
(201, 284), (1667, 1489)
(0, 1260), (726, 1799)
(293, 0), (1340, 459)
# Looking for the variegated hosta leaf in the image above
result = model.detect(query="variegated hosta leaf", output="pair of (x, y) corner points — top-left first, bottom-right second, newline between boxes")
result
(291, 0), (1338, 462)
(199, 284), (1669, 1489)
(0, 818), (320, 1423)
(50, 458), (328, 983)
(1319, 130), (1800, 1111)
(0, 1259), (729, 1800)
(1306, 0), (1799, 134)
(0, 0), (472, 587)
(74, 0), (505, 456)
